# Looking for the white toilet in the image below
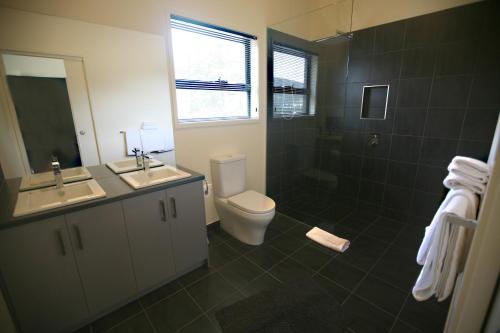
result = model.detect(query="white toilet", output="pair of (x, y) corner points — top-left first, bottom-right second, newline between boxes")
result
(210, 154), (275, 245)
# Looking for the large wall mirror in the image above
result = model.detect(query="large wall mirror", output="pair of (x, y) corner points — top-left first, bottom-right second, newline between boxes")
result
(0, 53), (100, 174)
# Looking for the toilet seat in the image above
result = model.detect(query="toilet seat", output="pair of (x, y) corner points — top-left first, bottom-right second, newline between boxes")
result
(227, 190), (275, 214)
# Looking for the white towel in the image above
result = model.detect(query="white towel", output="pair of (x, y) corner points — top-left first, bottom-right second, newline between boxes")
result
(443, 172), (486, 194)
(413, 189), (478, 301)
(306, 227), (350, 253)
(450, 156), (490, 182)
(448, 160), (489, 183)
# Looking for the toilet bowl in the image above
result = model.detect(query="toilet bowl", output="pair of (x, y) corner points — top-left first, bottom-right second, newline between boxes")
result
(211, 154), (275, 245)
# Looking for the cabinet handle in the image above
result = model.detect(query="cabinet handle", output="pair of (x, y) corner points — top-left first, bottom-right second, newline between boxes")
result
(56, 229), (66, 256)
(170, 197), (177, 218)
(74, 225), (84, 250)
(159, 200), (167, 222)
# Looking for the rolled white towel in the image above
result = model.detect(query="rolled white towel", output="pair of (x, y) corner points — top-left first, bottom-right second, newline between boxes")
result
(449, 156), (490, 182)
(443, 172), (486, 195)
(306, 227), (350, 253)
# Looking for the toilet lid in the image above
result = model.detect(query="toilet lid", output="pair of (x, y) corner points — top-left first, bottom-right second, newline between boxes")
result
(228, 190), (275, 214)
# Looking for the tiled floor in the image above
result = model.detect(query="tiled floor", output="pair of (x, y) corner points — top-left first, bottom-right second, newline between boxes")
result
(77, 206), (450, 333)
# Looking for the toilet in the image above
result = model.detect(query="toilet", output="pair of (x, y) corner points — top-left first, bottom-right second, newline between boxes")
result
(210, 154), (275, 245)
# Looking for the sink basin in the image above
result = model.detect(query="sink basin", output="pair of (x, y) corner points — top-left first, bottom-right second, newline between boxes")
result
(119, 165), (191, 189)
(13, 179), (106, 217)
(19, 167), (92, 191)
(106, 158), (163, 174)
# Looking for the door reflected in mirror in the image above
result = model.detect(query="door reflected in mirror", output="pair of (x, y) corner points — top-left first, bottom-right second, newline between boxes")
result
(1, 53), (100, 174)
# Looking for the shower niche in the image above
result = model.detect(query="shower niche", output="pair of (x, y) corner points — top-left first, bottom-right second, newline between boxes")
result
(360, 84), (389, 120)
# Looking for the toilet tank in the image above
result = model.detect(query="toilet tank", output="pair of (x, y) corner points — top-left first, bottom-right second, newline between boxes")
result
(210, 154), (246, 198)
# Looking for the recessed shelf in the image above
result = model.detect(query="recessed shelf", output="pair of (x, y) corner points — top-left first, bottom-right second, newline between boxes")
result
(360, 85), (389, 120)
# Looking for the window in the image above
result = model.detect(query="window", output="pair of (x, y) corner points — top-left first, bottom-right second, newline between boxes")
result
(272, 44), (317, 117)
(170, 16), (258, 123)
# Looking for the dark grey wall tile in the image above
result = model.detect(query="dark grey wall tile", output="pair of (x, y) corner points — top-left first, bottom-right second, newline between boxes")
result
(350, 29), (374, 57)
(435, 3), (485, 43)
(424, 108), (466, 139)
(374, 21), (405, 53)
(401, 47), (436, 79)
(361, 158), (388, 183)
(414, 165), (448, 194)
(370, 52), (402, 81)
(348, 56), (372, 83)
(394, 108), (427, 136)
(345, 83), (364, 108)
(404, 14), (438, 48)
(435, 41), (477, 76)
(397, 78), (432, 108)
(390, 135), (422, 163)
(419, 138), (458, 167)
(362, 108), (395, 134)
(359, 180), (384, 205)
(429, 76), (472, 108)
(468, 77), (500, 108)
(387, 161), (417, 188)
(461, 108), (499, 142)
(410, 191), (443, 220)
(362, 132), (392, 158)
(383, 185), (412, 213)
(457, 140), (491, 162)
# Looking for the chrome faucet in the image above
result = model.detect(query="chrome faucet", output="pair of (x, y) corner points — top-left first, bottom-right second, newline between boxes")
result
(51, 158), (64, 189)
(141, 151), (151, 173)
(132, 147), (142, 168)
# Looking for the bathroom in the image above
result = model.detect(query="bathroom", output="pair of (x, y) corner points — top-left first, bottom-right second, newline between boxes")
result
(0, 0), (499, 332)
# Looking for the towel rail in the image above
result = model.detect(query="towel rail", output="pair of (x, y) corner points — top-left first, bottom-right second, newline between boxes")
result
(444, 213), (478, 230)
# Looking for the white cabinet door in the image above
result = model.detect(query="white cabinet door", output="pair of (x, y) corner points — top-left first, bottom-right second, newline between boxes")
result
(123, 190), (176, 290)
(167, 181), (208, 272)
(66, 202), (137, 315)
(0, 216), (88, 333)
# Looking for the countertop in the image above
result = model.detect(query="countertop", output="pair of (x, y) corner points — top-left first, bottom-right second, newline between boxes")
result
(0, 164), (205, 230)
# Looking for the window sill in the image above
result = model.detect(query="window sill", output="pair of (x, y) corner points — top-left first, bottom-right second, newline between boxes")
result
(174, 117), (261, 130)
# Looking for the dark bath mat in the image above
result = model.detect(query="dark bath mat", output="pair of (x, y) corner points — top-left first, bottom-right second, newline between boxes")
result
(215, 278), (346, 333)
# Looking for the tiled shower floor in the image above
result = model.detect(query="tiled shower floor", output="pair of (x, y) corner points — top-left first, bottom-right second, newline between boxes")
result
(76, 209), (450, 333)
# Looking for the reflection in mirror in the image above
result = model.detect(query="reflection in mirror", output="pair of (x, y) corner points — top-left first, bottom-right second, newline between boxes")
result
(270, 0), (353, 42)
(1, 54), (99, 174)
(266, 0), (354, 206)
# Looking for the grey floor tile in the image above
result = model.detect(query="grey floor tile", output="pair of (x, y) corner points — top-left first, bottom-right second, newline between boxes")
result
(186, 272), (238, 311)
(206, 290), (246, 328)
(336, 235), (387, 272)
(244, 244), (286, 270)
(354, 275), (407, 315)
(269, 233), (305, 255)
(92, 301), (142, 333)
(268, 257), (313, 283)
(268, 213), (299, 232)
(241, 272), (282, 297)
(146, 290), (202, 333)
(312, 274), (351, 304)
(284, 223), (312, 240)
(218, 257), (265, 290)
(290, 244), (332, 271)
(107, 313), (154, 333)
(176, 315), (221, 333)
(318, 258), (366, 291)
(391, 320), (423, 333)
(224, 237), (259, 254)
(139, 280), (183, 308)
(209, 243), (240, 269)
(178, 264), (217, 287)
(343, 295), (395, 333)
(398, 297), (448, 333)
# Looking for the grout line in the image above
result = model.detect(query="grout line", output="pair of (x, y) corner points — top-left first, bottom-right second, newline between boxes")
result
(100, 310), (146, 333)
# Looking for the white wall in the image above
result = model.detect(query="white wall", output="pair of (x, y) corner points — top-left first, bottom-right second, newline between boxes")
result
(0, 7), (175, 178)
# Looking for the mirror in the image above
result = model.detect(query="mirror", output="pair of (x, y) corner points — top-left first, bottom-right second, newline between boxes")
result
(1, 53), (100, 174)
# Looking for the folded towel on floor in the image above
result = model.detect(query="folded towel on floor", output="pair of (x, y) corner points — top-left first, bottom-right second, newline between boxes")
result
(449, 156), (490, 181)
(306, 227), (349, 253)
(443, 172), (486, 195)
(413, 189), (478, 301)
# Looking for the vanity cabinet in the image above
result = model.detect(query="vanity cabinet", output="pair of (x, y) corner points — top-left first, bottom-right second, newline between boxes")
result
(0, 216), (88, 333)
(122, 181), (207, 289)
(0, 178), (207, 333)
(123, 190), (176, 290)
(66, 202), (137, 315)
(167, 181), (207, 273)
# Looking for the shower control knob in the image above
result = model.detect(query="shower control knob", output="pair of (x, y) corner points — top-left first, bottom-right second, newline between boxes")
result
(79, 130), (86, 135)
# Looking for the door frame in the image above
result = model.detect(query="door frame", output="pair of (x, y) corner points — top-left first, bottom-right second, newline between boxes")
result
(0, 49), (101, 177)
